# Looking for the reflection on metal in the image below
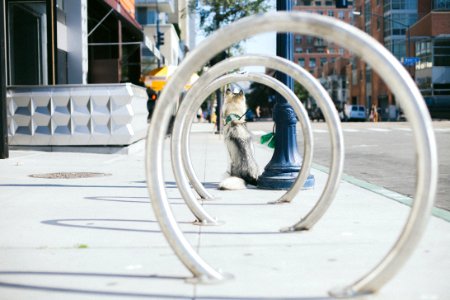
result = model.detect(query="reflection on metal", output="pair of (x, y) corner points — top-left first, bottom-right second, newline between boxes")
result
(171, 71), (314, 225)
(145, 12), (437, 296)
(7, 84), (148, 146)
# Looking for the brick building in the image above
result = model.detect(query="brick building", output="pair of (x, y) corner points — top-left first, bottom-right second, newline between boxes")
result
(409, 0), (450, 118)
(292, 0), (353, 72)
(349, 0), (419, 120)
(292, 0), (354, 112)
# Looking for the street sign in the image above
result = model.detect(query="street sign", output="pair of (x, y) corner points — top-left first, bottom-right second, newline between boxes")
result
(401, 57), (420, 66)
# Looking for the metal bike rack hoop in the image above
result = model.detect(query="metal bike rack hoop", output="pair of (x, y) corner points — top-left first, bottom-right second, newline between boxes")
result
(171, 71), (313, 221)
(145, 12), (438, 296)
(173, 54), (344, 231)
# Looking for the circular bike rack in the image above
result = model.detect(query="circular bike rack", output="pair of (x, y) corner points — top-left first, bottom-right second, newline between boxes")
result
(171, 71), (313, 225)
(171, 54), (344, 230)
(145, 12), (438, 297)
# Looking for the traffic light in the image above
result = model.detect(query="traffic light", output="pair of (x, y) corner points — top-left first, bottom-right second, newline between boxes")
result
(157, 31), (165, 46)
(335, 0), (348, 8)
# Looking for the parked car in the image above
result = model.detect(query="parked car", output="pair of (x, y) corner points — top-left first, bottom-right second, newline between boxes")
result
(345, 105), (367, 121)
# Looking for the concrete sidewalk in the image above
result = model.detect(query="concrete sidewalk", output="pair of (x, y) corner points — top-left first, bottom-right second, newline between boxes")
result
(0, 123), (449, 300)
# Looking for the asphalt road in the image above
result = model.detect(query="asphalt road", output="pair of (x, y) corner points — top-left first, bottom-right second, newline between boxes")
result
(247, 120), (450, 212)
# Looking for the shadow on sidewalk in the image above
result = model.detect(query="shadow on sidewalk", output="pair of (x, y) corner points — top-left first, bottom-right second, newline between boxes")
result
(0, 271), (331, 299)
(84, 196), (268, 206)
(41, 218), (286, 235)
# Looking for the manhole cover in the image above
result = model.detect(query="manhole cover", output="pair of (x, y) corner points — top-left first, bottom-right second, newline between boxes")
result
(29, 172), (111, 179)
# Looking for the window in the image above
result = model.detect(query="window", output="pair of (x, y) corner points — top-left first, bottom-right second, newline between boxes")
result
(434, 39), (450, 67)
(137, 8), (158, 25)
(295, 47), (303, 53)
(298, 58), (305, 67)
(315, 1), (322, 6)
(295, 35), (302, 44)
(433, 0), (450, 9)
(386, 0), (418, 10)
(309, 58), (316, 68)
(320, 57), (327, 65)
(7, 1), (48, 85)
(384, 13), (417, 37)
(328, 10), (334, 16)
(338, 11), (345, 19)
(56, 0), (64, 9)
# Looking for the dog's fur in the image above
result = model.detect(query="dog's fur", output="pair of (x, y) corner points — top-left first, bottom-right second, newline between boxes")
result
(219, 89), (259, 190)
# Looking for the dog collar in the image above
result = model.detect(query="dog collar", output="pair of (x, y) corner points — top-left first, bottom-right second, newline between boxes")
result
(224, 109), (251, 126)
(224, 113), (242, 126)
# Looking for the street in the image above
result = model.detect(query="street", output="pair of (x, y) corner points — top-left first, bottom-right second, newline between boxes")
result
(247, 120), (450, 212)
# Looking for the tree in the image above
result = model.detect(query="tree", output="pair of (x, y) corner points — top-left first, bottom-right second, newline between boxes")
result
(294, 81), (309, 103)
(189, 1), (269, 37)
(188, 1), (270, 128)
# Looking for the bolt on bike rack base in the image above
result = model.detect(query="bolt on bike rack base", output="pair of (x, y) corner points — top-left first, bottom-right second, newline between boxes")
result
(145, 12), (437, 296)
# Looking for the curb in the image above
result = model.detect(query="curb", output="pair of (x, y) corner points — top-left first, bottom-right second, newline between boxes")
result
(312, 163), (450, 223)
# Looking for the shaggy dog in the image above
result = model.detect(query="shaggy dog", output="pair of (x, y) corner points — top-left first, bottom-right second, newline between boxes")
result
(219, 88), (259, 190)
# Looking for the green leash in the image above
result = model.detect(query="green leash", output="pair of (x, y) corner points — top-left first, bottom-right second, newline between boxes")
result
(260, 124), (275, 149)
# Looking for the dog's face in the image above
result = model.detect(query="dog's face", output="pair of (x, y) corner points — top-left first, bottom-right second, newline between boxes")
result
(224, 88), (244, 104)
(223, 88), (246, 116)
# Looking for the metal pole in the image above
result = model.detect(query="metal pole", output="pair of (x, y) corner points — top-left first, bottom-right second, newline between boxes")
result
(215, 89), (222, 134)
(0, 0), (8, 159)
(257, 0), (314, 189)
(155, 1), (161, 67)
(47, 0), (57, 84)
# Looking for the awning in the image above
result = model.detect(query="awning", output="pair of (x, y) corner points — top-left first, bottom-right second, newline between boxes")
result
(144, 65), (199, 91)
(102, 0), (142, 31)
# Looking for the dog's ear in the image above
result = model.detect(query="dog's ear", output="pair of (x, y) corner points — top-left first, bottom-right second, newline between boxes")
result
(225, 88), (232, 95)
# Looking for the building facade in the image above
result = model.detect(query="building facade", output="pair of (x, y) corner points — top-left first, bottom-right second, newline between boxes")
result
(293, 0), (353, 73)
(2, 0), (158, 146)
(6, 0), (159, 86)
(292, 0), (354, 112)
(349, 0), (419, 120)
(135, 0), (195, 67)
(410, 0), (450, 118)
